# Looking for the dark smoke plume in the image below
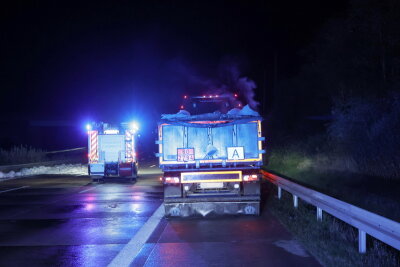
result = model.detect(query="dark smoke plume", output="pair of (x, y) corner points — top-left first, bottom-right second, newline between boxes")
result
(217, 60), (259, 110)
(170, 58), (259, 111)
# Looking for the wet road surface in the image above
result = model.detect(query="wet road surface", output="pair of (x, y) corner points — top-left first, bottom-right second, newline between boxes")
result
(0, 163), (320, 267)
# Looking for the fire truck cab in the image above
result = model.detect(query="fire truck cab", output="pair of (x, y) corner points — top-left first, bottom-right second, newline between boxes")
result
(87, 122), (138, 182)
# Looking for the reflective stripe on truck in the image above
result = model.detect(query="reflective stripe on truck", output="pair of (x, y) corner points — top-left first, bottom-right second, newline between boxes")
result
(88, 130), (99, 163)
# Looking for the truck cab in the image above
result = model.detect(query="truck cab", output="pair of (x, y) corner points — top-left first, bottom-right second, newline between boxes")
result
(87, 122), (139, 182)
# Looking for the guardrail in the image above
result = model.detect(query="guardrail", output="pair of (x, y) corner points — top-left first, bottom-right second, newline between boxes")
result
(45, 147), (86, 154)
(261, 169), (400, 253)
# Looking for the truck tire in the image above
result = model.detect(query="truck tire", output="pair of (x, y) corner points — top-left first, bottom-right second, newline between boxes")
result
(133, 163), (138, 178)
(90, 175), (105, 183)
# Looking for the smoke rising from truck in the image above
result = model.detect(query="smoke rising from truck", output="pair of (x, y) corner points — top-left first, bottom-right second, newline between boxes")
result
(172, 58), (260, 111)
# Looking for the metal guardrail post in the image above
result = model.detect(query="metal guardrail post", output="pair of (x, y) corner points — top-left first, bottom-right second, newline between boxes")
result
(293, 195), (298, 208)
(278, 186), (282, 199)
(359, 230), (367, 253)
(317, 207), (323, 221)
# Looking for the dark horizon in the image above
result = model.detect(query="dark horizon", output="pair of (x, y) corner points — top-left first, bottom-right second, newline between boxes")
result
(0, 0), (355, 150)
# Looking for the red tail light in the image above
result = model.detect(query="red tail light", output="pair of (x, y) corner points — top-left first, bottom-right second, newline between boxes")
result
(164, 177), (180, 184)
(243, 174), (258, 182)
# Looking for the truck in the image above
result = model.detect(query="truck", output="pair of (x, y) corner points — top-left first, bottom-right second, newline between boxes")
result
(157, 95), (265, 217)
(87, 122), (139, 182)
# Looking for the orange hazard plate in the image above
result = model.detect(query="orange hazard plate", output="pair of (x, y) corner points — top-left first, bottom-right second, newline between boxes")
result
(177, 148), (195, 162)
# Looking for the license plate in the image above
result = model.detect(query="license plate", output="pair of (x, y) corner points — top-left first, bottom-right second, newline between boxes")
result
(199, 182), (224, 189)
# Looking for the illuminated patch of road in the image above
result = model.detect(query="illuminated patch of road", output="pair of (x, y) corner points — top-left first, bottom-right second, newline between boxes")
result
(78, 185), (102, 194)
(108, 204), (164, 267)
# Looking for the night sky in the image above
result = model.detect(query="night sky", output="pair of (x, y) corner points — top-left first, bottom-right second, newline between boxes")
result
(1, 0), (348, 149)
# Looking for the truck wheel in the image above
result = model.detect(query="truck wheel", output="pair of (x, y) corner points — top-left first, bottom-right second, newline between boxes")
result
(133, 163), (138, 178)
(125, 176), (136, 183)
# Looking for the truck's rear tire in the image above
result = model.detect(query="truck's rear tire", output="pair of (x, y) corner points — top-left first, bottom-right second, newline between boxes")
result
(133, 163), (138, 178)
(90, 176), (104, 183)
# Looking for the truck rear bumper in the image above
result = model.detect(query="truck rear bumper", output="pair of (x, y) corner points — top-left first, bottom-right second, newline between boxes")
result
(164, 197), (260, 217)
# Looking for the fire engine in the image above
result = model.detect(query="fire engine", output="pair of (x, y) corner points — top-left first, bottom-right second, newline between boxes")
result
(86, 122), (138, 182)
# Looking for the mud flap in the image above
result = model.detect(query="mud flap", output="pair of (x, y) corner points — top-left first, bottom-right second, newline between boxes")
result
(164, 201), (260, 217)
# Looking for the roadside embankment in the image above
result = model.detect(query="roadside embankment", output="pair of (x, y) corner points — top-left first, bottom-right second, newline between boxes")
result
(0, 147), (88, 181)
(0, 164), (87, 181)
(266, 147), (400, 222)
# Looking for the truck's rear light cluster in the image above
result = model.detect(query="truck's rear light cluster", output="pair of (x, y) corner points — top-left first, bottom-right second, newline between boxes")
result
(164, 177), (180, 183)
(243, 174), (258, 182)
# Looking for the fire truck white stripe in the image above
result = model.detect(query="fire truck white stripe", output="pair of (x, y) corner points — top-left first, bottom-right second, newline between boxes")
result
(108, 204), (164, 267)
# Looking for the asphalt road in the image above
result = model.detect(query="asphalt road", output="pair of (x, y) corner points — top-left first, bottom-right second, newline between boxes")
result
(0, 162), (321, 267)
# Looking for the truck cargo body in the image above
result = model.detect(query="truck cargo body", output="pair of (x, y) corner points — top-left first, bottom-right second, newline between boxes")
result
(158, 117), (264, 216)
(88, 123), (138, 181)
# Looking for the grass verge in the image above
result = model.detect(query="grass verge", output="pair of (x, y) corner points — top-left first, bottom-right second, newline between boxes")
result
(265, 183), (400, 267)
(266, 149), (400, 222)
(0, 145), (46, 165)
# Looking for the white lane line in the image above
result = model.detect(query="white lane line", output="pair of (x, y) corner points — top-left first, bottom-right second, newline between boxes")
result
(149, 165), (156, 168)
(0, 186), (30, 194)
(108, 204), (165, 267)
(79, 185), (101, 194)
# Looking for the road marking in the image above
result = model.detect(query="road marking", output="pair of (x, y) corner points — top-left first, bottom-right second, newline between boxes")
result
(149, 165), (156, 168)
(108, 204), (165, 267)
(0, 186), (29, 194)
(79, 185), (101, 193)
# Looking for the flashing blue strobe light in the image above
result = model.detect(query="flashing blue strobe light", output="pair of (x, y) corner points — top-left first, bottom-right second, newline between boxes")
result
(129, 121), (139, 132)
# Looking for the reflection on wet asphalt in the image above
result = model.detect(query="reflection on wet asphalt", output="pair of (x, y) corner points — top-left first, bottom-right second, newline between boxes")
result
(0, 163), (320, 267)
